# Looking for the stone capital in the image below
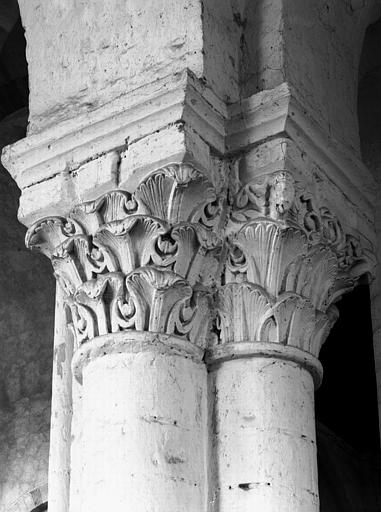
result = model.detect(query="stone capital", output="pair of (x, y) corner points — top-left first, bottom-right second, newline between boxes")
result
(1, 51), (377, 385)
(19, 159), (378, 384)
(209, 168), (376, 381)
(26, 162), (227, 368)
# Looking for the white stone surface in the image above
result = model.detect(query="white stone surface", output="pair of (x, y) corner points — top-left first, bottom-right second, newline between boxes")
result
(227, 83), (376, 229)
(20, 154), (374, 512)
(78, 342), (207, 512)
(240, 0), (375, 155)
(68, 361), (83, 512)
(17, 0), (241, 134)
(48, 285), (74, 512)
(209, 355), (319, 512)
(3, 2), (380, 510)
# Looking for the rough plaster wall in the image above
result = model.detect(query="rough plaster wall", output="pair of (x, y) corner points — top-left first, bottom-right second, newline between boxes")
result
(18, 0), (204, 133)
(240, 0), (285, 95)
(17, 0), (244, 133)
(283, 0), (365, 155)
(0, 110), (55, 509)
(18, 0), (373, 153)
(201, 0), (241, 103)
(241, 0), (373, 155)
(18, 0), (206, 135)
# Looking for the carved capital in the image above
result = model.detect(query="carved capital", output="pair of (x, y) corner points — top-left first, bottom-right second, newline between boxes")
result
(213, 170), (375, 361)
(229, 170), (374, 276)
(27, 161), (375, 369)
(27, 163), (226, 350)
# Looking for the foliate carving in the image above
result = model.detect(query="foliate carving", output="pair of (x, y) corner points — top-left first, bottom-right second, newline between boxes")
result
(229, 170), (372, 277)
(218, 219), (339, 356)
(26, 163), (226, 349)
(215, 283), (338, 358)
(134, 164), (223, 227)
(226, 220), (338, 309)
(215, 170), (374, 358)
(27, 160), (374, 363)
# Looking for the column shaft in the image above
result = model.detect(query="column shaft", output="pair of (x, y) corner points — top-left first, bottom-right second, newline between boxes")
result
(209, 355), (319, 512)
(73, 333), (207, 512)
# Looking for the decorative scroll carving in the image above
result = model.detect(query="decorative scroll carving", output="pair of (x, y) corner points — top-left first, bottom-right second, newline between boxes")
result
(215, 170), (375, 357)
(27, 163), (226, 348)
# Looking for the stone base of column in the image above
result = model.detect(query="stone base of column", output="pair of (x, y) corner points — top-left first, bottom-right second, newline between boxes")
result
(71, 331), (207, 512)
(207, 343), (321, 512)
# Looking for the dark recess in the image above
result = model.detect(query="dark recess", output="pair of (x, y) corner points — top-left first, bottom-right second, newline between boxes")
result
(316, 284), (380, 453)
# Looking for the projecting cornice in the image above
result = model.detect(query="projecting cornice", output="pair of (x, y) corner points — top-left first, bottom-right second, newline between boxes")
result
(227, 82), (375, 227)
(2, 70), (227, 192)
(1, 73), (376, 255)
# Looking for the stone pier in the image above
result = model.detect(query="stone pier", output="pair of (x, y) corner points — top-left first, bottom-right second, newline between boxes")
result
(2, 1), (378, 511)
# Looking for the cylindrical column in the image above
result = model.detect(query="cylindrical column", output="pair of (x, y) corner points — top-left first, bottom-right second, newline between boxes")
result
(20, 163), (221, 512)
(71, 331), (207, 512)
(208, 343), (322, 512)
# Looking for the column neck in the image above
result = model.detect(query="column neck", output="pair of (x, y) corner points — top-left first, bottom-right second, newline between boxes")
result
(72, 330), (205, 383)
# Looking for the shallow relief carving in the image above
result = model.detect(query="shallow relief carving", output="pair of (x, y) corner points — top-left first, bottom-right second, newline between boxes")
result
(26, 164), (226, 350)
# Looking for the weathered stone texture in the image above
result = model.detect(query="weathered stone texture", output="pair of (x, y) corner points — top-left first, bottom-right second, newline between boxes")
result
(18, 0), (241, 134)
(78, 347), (207, 511)
(209, 357), (318, 511)
(241, 0), (374, 154)
(2, 1), (381, 511)
(18, 0), (201, 132)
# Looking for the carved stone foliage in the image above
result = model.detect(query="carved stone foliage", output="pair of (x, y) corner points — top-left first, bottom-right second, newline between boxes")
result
(217, 219), (339, 357)
(216, 283), (338, 358)
(229, 171), (373, 276)
(26, 161), (374, 360)
(26, 164), (226, 348)
(215, 170), (375, 357)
